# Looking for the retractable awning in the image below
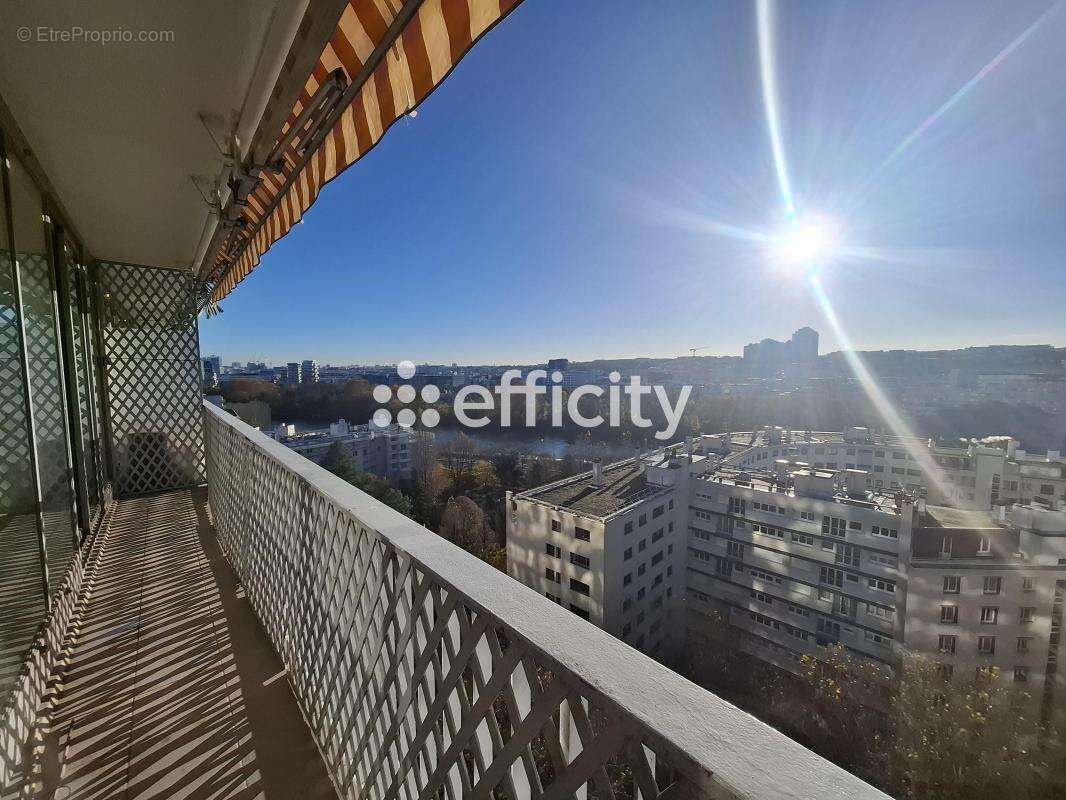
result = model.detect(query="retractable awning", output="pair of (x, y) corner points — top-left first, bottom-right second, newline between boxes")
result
(205, 0), (522, 309)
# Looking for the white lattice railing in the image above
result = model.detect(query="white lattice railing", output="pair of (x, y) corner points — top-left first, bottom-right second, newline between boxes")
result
(202, 402), (888, 800)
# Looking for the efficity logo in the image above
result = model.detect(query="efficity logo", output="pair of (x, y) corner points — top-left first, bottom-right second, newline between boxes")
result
(373, 361), (691, 440)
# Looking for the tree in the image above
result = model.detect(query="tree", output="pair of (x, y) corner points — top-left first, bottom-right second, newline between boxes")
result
(437, 495), (503, 570)
(776, 646), (1066, 799)
(490, 450), (522, 489)
(439, 433), (479, 489)
(472, 459), (500, 488)
(320, 441), (413, 517)
(891, 657), (1063, 800)
(321, 441), (358, 482)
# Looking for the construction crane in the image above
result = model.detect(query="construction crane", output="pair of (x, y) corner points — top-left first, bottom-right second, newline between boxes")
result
(688, 346), (712, 357)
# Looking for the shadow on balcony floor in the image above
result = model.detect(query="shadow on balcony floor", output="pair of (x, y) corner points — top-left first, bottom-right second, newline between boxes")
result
(39, 488), (336, 800)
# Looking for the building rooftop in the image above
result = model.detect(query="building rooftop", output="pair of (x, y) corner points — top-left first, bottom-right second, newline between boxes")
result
(521, 460), (671, 519)
(697, 469), (903, 515)
(920, 505), (1000, 530)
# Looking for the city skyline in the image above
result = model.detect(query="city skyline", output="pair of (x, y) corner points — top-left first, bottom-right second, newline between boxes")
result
(208, 337), (1062, 370)
(201, 0), (1066, 364)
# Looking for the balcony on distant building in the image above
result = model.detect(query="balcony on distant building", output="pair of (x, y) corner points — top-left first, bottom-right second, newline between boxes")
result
(0, 2), (886, 798)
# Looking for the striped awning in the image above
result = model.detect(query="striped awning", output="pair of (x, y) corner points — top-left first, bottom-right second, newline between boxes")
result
(207, 0), (522, 307)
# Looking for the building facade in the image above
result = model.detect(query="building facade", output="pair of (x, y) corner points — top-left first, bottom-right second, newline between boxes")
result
(270, 418), (420, 482)
(300, 359), (319, 383)
(507, 429), (1066, 714)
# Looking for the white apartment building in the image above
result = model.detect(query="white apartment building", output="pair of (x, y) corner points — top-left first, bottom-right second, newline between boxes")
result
(905, 503), (1066, 726)
(717, 426), (1066, 512)
(685, 466), (913, 676)
(507, 429), (1066, 717)
(271, 418), (420, 482)
(507, 454), (698, 663)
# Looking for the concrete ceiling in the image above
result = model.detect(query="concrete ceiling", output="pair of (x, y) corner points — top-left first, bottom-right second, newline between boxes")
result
(0, 1), (298, 270)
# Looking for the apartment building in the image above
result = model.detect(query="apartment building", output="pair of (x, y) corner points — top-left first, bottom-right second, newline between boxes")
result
(904, 503), (1066, 726)
(685, 466), (913, 675)
(271, 418), (418, 482)
(507, 453), (700, 663)
(719, 426), (1066, 511)
(300, 359), (320, 383)
(508, 430), (1066, 708)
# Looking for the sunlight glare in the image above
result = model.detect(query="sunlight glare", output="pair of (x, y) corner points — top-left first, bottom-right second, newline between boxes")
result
(776, 223), (834, 265)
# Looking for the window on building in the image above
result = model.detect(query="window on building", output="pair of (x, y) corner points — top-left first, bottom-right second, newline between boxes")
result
(977, 636), (996, 655)
(624, 521), (633, 534)
(983, 576), (1002, 594)
(545, 543), (561, 558)
(822, 516), (846, 538)
(570, 603), (590, 620)
(978, 537), (992, 555)
(1017, 637), (1031, 654)
(1014, 666), (1029, 682)
(936, 663), (954, 681)
(836, 544), (860, 567)
(943, 576), (961, 594)
(871, 525), (898, 539)
(638, 539), (647, 552)
(980, 606), (999, 625)
(637, 563), (646, 577)
(546, 592), (562, 604)
(868, 577), (895, 593)
(570, 553), (590, 570)
(551, 519), (561, 532)
(570, 578), (590, 596)
(545, 567), (561, 583)
(651, 551), (663, 566)
(941, 605), (960, 624)
(652, 528), (664, 542)
(1019, 607), (1035, 624)
(653, 505), (664, 518)
(820, 567), (844, 587)
(623, 572), (632, 586)
(848, 521), (863, 531)
(575, 526), (591, 541)
(1040, 484), (1054, 495)
(1022, 576), (1035, 592)
(624, 547), (632, 561)
(639, 514), (647, 526)
(791, 532), (814, 546)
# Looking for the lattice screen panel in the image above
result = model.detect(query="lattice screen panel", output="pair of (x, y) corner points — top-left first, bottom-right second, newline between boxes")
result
(204, 406), (693, 800)
(97, 262), (204, 496)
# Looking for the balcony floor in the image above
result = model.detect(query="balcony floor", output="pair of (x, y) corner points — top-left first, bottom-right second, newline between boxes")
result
(40, 488), (336, 800)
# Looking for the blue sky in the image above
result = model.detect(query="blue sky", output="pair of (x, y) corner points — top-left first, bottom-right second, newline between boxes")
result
(201, 0), (1066, 366)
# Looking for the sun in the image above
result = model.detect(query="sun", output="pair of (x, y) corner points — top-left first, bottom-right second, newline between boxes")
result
(775, 222), (836, 265)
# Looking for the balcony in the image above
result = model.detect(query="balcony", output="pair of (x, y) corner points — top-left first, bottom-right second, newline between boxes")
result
(0, 3), (886, 797)
(0, 400), (890, 799)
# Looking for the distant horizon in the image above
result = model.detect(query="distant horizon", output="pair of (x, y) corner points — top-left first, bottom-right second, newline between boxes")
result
(209, 338), (1063, 369)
